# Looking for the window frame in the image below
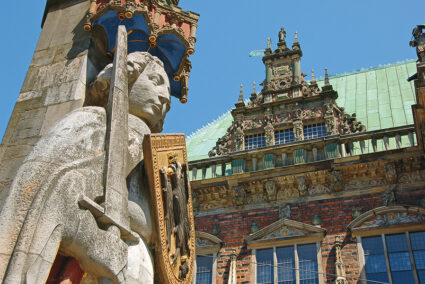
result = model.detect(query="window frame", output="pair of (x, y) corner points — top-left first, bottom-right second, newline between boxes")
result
(245, 132), (266, 150)
(303, 123), (326, 140)
(195, 254), (217, 284)
(194, 231), (223, 284)
(357, 231), (424, 284)
(275, 128), (295, 145)
(253, 242), (324, 284)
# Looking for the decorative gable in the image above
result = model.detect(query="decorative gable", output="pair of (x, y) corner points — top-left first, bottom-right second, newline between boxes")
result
(348, 206), (425, 237)
(245, 219), (326, 249)
(195, 231), (223, 254)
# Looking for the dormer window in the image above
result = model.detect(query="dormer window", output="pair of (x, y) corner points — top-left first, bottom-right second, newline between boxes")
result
(275, 129), (295, 145)
(304, 124), (326, 140)
(245, 133), (266, 150)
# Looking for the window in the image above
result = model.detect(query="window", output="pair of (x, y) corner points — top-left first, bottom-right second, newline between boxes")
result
(196, 255), (213, 284)
(245, 133), (266, 150)
(361, 232), (425, 284)
(256, 244), (319, 284)
(275, 129), (295, 145)
(303, 124), (326, 140)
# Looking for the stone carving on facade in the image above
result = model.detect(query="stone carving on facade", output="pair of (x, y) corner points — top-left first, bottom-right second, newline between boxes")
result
(329, 170), (344, 192)
(264, 118), (275, 146)
(334, 236), (348, 284)
(308, 184), (331, 196)
(385, 162), (398, 184)
(399, 170), (425, 184)
(295, 176), (308, 196)
(276, 177), (300, 200)
(195, 237), (214, 248)
(293, 120), (304, 141)
(324, 103), (336, 134)
(211, 225), (221, 237)
(264, 180), (277, 201)
(351, 207), (363, 219)
(232, 186), (247, 206)
(235, 121), (245, 151)
(279, 204), (291, 219)
(339, 177), (386, 191)
(263, 226), (304, 240)
(382, 186), (398, 206)
(360, 212), (425, 229)
(339, 112), (366, 134)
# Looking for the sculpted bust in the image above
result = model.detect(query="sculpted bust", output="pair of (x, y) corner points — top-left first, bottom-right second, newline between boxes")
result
(0, 52), (171, 283)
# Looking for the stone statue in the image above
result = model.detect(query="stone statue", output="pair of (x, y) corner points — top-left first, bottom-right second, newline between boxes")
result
(279, 28), (286, 42)
(0, 51), (171, 283)
(410, 25), (425, 62)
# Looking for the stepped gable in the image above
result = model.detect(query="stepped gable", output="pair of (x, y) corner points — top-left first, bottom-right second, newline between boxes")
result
(187, 59), (417, 160)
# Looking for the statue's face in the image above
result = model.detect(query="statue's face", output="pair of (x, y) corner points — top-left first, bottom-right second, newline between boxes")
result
(128, 60), (171, 133)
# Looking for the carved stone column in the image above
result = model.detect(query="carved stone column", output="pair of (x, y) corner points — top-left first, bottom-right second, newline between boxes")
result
(264, 121), (275, 146)
(228, 251), (237, 284)
(334, 236), (348, 284)
(293, 120), (303, 141)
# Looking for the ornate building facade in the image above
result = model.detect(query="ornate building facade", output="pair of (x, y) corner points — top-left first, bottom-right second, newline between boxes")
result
(188, 27), (425, 284)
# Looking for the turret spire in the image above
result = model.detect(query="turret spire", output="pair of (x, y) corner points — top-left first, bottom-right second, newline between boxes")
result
(324, 68), (329, 85)
(238, 84), (244, 103)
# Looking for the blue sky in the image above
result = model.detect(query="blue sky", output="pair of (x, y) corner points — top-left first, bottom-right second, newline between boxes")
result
(0, 0), (424, 141)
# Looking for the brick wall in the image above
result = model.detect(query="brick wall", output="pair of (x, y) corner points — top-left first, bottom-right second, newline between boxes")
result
(195, 187), (425, 283)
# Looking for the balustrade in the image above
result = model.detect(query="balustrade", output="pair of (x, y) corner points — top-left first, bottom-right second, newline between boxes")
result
(189, 125), (417, 181)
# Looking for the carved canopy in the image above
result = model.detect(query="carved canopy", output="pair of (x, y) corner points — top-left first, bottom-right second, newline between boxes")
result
(85, 0), (199, 102)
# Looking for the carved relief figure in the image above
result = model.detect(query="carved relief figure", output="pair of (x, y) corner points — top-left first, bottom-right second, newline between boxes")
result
(0, 52), (171, 283)
(279, 204), (291, 219)
(235, 121), (245, 151)
(264, 180), (277, 201)
(296, 176), (308, 196)
(264, 118), (275, 146)
(329, 170), (344, 192)
(233, 186), (246, 206)
(293, 121), (303, 141)
(385, 162), (398, 184)
(160, 156), (191, 279)
(382, 186), (398, 206)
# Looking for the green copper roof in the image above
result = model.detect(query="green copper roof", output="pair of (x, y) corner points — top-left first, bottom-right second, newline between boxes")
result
(186, 60), (417, 161)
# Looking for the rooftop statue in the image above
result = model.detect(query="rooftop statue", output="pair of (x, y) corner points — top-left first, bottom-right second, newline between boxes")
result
(0, 51), (171, 283)
(410, 25), (425, 63)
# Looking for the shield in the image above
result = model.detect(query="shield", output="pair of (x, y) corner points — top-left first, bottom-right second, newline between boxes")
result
(143, 134), (195, 284)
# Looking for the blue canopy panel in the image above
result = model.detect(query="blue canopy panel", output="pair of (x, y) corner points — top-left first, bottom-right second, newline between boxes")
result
(93, 10), (186, 99)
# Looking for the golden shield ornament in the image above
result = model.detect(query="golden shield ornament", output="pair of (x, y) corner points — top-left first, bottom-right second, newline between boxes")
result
(143, 134), (195, 284)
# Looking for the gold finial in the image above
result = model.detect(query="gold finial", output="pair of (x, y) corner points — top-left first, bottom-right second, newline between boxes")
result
(311, 70), (315, 81)
(238, 84), (244, 103)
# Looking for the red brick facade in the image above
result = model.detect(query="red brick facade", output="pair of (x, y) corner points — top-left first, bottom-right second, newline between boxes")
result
(195, 186), (425, 283)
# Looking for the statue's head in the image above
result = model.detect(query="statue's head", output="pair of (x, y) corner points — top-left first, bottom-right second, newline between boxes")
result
(90, 52), (171, 133)
(127, 52), (170, 132)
